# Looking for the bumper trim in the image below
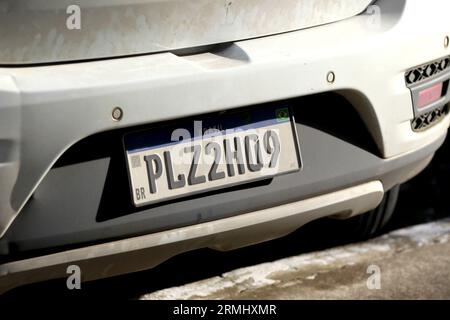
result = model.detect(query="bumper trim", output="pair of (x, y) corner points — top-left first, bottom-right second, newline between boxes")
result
(0, 181), (383, 294)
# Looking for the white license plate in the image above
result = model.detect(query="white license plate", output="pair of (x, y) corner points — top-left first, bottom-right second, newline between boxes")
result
(124, 106), (301, 207)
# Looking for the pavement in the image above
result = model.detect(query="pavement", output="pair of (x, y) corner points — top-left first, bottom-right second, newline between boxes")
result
(141, 218), (450, 300)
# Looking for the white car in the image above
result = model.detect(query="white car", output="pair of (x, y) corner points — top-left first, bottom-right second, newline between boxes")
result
(0, 0), (449, 293)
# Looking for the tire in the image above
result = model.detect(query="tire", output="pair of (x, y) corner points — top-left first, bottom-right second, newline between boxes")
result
(344, 185), (400, 240)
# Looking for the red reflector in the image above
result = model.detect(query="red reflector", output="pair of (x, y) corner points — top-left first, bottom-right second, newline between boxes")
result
(417, 82), (443, 109)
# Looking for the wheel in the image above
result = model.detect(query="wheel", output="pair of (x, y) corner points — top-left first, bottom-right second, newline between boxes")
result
(343, 185), (400, 240)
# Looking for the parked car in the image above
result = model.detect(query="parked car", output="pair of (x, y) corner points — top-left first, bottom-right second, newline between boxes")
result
(0, 0), (449, 293)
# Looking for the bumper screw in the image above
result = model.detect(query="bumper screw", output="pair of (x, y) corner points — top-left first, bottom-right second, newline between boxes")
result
(327, 71), (335, 84)
(112, 107), (123, 121)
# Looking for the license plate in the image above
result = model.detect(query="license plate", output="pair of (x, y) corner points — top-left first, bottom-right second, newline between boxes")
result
(124, 106), (301, 207)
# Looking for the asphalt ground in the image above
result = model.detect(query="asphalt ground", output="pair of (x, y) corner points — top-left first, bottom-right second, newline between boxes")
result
(143, 219), (450, 300)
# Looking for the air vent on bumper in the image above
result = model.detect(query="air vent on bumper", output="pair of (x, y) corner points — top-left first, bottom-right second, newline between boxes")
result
(411, 104), (449, 132)
(405, 56), (450, 86)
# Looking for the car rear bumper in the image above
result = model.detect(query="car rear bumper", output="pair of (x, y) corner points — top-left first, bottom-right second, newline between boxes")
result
(0, 122), (445, 293)
(0, 0), (450, 292)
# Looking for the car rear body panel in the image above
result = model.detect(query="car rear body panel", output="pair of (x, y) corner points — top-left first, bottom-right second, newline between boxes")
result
(0, 0), (372, 64)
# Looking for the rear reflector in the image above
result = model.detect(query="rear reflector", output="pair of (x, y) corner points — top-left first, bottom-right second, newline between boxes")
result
(417, 82), (443, 108)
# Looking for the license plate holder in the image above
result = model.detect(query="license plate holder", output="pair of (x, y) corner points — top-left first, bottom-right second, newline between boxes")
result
(123, 105), (301, 207)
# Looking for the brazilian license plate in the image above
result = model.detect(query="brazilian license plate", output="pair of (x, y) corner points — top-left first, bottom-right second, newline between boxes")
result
(124, 106), (301, 207)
